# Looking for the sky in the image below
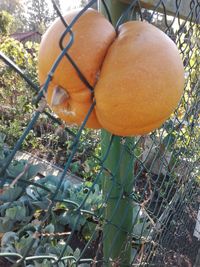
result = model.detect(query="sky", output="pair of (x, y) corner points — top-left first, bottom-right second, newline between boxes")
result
(21, 0), (82, 15)
(54, 0), (81, 12)
(23, 0), (82, 12)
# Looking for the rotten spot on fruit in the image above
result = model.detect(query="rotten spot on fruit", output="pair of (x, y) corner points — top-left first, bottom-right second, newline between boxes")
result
(62, 106), (76, 117)
(51, 86), (69, 107)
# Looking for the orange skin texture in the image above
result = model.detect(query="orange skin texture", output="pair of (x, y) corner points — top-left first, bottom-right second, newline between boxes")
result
(38, 8), (116, 128)
(95, 21), (185, 136)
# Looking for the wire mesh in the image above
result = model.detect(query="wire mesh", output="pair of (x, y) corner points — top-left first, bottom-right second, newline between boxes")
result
(0, 0), (199, 266)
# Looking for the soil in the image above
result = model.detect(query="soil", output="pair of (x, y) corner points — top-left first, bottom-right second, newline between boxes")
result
(150, 201), (200, 267)
(0, 258), (12, 267)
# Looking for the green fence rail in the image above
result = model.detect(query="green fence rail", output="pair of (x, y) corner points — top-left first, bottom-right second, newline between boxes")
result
(0, 0), (199, 266)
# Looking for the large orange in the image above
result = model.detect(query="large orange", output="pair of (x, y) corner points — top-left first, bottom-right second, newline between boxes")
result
(95, 21), (185, 136)
(38, 8), (116, 128)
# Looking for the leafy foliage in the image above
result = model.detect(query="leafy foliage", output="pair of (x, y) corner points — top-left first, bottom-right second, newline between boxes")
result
(0, 11), (14, 35)
(0, 0), (26, 33)
(0, 134), (153, 266)
(0, 0), (61, 33)
(0, 37), (38, 150)
(0, 134), (99, 265)
(25, 0), (60, 33)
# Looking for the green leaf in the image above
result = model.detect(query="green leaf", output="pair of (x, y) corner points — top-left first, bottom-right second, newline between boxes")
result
(27, 164), (41, 179)
(132, 220), (151, 238)
(0, 186), (22, 202)
(0, 217), (14, 232)
(58, 211), (86, 231)
(5, 204), (26, 221)
(0, 133), (6, 143)
(44, 224), (54, 234)
(131, 248), (138, 262)
(1, 231), (18, 247)
(15, 231), (39, 256)
(6, 160), (26, 178)
(15, 235), (34, 255)
(0, 244), (17, 255)
(32, 200), (51, 210)
(81, 221), (97, 241)
(7, 160), (40, 181)
(73, 248), (81, 259)
(18, 224), (37, 238)
(66, 245), (74, 255)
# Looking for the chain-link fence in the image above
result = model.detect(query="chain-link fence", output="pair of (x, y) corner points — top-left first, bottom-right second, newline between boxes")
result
(0, 0), (199, 266)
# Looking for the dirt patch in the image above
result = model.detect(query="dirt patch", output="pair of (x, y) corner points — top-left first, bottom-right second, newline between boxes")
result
(150, 201), (200, 267)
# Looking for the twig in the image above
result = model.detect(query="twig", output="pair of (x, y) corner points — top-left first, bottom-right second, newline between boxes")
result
(33, 231), (71, 239)
(10, 163), (30, 187)
(0, 163), (30, 195)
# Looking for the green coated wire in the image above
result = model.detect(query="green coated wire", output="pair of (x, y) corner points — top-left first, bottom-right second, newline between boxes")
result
(0, 0), (199, 266)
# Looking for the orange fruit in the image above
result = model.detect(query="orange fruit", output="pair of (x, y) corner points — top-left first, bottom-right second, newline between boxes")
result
(38, 8), (116, 128)
(95, 21), (185, 136)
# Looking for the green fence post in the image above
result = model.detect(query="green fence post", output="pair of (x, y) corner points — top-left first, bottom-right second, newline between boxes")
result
(99, 0), (129, 25)
(101, 131), (135, 267)
(99, 2), (135, 266)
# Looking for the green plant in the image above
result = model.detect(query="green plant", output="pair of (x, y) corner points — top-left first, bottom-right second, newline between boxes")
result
(0, 133), (100, 265)
(0, 37), (38, 149)
(0, 11), (14, 35)
(1, 228), (82, 266)
(0, 132), (155, 266)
